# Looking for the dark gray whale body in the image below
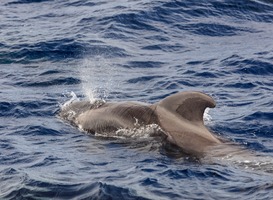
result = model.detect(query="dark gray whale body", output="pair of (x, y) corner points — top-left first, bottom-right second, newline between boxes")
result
(59, 91), (221, 155)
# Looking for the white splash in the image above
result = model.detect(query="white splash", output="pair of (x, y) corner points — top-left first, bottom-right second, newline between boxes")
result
(203, 108), (213, 124)
(60, 91), (79, 109)
(80, 56), (118, 102)
(94, 124), (165, 139)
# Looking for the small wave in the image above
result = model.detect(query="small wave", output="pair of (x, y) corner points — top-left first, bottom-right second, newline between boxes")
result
(39, 69), (61, 76)
(0, 175), (150, 200)
(93, 182), (151, 200)
(194, 72), (218, 78)
(0, 100), (54, 118)
(244, 111), (273, 121)
(176, 22), (248, 37)
(5, 0), (52, 5)
(23, 125), (62, 136)
(211, 0), (273, 23)
(16, 77), (81, 87)
(225, 82), (256, 89)
(99, 12), (161, 32)
(222, 56), (273, 76)
(1, 39), (127, 64)
(1, 39), (87, 63)
(124, 61), (165, 69)
(65, 0), (97, 7)
(0, 168), (27, 199)
(127, 75), (165, 84)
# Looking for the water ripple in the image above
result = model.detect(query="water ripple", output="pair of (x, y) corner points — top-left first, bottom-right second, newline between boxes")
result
(1, 0), (273, 199)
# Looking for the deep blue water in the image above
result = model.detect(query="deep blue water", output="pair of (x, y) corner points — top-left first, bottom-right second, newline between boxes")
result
(1, 0), (273, 199)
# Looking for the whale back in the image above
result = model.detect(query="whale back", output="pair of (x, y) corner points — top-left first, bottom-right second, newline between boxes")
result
(98, 102), (159, 126)
(157, 91), (216, 125)
(61, 101), (159, 133)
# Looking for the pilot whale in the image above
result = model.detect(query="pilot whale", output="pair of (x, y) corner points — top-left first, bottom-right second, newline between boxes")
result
(59, 91), (222, 155)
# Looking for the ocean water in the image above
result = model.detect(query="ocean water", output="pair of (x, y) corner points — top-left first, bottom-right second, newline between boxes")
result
(1, 0), (273, 199)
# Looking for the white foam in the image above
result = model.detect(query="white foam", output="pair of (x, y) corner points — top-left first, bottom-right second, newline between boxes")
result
(203, 108), (213, 124)
(60, 91), (79, 109)
(94, 124), (164, 139)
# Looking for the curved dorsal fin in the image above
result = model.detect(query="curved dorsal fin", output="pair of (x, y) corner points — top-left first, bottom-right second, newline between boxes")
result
(157, 91), (216, 124)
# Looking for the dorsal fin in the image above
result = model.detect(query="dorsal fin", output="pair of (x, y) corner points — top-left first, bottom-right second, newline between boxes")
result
(157, 91), (216, 124)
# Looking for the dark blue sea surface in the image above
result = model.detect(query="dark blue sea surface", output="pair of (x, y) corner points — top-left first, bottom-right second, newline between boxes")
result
(1, 0), (273, 199)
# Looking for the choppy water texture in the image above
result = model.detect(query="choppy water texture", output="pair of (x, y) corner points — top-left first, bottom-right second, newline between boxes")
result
(1, 0), (273, 199)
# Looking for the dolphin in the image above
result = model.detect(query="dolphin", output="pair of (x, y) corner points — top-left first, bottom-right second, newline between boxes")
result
(59, 91), (222, 156)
